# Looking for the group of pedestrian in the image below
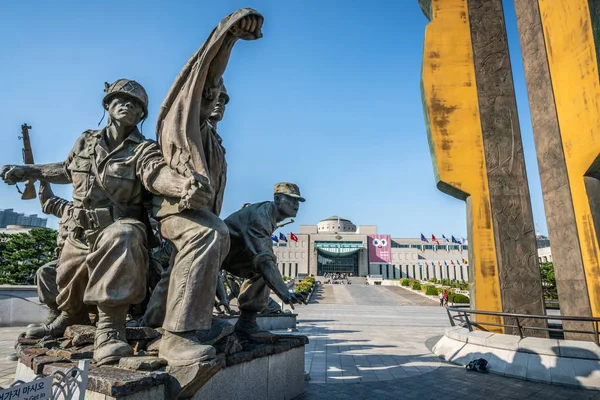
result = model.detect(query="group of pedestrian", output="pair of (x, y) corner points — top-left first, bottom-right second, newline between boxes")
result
(439, 290), (449, 306)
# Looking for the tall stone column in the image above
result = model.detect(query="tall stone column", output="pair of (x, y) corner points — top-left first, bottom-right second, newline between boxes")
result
(419, 0), (545, 333)
(515, 0), (600, 339)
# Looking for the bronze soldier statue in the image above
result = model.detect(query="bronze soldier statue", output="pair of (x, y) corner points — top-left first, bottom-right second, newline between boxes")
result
(222, 183), (308, 338)
(1, 78), (226, 366)
(2, 9), (263, 371)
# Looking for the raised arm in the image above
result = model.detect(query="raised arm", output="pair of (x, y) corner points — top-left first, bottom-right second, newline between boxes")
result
(1, 162), (69, 185)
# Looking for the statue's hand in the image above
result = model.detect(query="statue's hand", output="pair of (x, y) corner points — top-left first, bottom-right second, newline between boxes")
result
(1, 165), (28, 185)
(282, 292), (309, 306)
(179, 176), (213, 211)
(229, 14), (263, 40)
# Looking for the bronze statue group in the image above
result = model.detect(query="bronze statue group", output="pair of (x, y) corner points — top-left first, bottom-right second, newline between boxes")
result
(1, 9), (308, 370)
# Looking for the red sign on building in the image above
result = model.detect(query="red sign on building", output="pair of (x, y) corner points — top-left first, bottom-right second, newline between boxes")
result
(368, 234), (391, 263)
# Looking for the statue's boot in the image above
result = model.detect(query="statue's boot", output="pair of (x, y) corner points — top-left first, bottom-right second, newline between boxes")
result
(26, 311), (88, 339)
(27, 307), (61, 328)
(94, 305), (133, 366)
(159, 331), (216, 367)
(234, 312), (278, 342)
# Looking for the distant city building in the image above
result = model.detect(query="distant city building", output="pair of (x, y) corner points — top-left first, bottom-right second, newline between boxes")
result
(536, 234), (551, 249)
(536, 234), (552, 263)
(273, 216), (470, 281)
(0, 209), (47, 229)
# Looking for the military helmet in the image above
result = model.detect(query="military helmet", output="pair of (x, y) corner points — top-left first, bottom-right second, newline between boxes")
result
(102, 79), (149, 120)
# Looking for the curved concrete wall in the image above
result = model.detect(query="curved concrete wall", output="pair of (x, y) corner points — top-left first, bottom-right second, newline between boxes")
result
(434, 327), (600, 389)
(0, 285), (47, 327)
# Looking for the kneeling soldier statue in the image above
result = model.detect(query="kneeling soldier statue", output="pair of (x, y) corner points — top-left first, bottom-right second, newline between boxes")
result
(222, 182), (308, 339)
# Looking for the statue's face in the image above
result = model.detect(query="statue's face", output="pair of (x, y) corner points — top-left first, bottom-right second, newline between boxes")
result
(107, 95), (144, 126)
(210, 92), (228, 123)
(202, 86), (220, 121)
(276, 194), (300, 219)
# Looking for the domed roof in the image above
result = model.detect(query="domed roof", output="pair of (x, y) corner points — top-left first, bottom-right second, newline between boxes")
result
(320, 215), (351, 223)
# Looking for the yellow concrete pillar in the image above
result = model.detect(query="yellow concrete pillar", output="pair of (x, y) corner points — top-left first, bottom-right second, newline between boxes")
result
(420, 0), (545, 333)
(515, 0), (600, 338)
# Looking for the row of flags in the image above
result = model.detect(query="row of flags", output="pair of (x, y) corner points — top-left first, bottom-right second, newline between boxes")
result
(418, 259), (469, 267)
(271, 232), (299, 243)
(420, 233), (467, 245)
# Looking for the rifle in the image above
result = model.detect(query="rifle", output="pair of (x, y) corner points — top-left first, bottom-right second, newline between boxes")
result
(276, 219), (294, 229)
(17, 123), (36, 200)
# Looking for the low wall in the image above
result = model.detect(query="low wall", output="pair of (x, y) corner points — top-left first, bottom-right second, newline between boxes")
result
(434, 327), (600, 389)
(0, 285), (46, 327)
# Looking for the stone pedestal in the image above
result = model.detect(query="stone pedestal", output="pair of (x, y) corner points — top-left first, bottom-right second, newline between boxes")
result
(14, 331), (308, 399)
(220, 314), (297, 331)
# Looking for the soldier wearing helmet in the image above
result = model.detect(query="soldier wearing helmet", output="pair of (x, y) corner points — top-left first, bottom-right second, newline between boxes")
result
(1, 78), (220, 366)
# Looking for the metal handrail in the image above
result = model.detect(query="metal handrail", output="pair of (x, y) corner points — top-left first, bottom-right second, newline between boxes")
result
(446, 307), (600, 346)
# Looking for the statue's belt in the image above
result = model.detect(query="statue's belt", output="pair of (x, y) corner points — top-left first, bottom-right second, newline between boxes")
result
(73, 205), (144, 231)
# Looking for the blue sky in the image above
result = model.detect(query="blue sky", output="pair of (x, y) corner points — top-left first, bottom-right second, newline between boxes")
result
(0, 0), (547, 238)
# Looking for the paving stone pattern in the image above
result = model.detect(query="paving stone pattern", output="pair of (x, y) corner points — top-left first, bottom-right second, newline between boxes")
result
(294, 284), (600, 399)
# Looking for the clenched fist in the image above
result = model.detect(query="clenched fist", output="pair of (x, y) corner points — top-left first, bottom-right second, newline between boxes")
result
(1, 165), (29, 185)
(179, 175), (214, 211)
(229, 14), (263, 40)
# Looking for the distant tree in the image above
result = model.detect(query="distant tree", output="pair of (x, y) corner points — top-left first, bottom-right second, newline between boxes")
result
(539, 262), (557, 300)
(0, 228), (57, 285)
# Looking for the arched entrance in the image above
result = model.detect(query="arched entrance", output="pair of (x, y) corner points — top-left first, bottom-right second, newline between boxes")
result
(317, 248), (359, 276)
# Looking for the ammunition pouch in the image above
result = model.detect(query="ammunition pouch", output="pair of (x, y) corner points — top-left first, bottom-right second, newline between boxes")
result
(73, 205), (144, 231)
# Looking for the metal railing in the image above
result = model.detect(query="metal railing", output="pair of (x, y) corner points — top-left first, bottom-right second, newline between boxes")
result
(446, 307), (600, 345)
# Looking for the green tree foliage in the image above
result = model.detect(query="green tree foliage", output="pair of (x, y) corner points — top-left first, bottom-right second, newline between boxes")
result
(539, 262), (557, 300)
(0, 228), (57, 285)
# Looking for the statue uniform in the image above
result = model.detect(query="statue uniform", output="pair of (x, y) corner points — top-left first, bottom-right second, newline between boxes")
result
(56, 128), (162, 312)
(36, 196), (75, 315)
(222, 201), (280, 313)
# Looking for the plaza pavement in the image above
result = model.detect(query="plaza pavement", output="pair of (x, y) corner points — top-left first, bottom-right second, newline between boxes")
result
(294, 283), (600, 399)
(0, 284), (597, 398)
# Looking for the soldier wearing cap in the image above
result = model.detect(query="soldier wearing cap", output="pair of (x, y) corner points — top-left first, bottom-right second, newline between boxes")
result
(1, 79), (226, 366)
(221, 182), (308, 337)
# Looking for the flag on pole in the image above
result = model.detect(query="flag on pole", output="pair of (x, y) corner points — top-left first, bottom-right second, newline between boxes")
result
(432, 234), (440, 245)
(420, 233), (428, 242)
(271, 235), (279, 243)
(279, 232), (287, 242)
(462, 237), (468, 244)
(444, 261), (448, 266)
(451, 235), (459, 244)
(290, 233), (299, 242)
(463, 259), (468, 264)
(450, 260), (455, 265)
(442, 234), (449, 243)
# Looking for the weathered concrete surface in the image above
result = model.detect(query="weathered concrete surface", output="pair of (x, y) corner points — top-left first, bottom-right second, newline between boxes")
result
(420, 0), (544, 332)
(467, 0), (545, 333)
(514, 0), (600, 339)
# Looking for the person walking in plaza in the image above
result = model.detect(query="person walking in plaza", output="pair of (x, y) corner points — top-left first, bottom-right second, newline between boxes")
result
(439, 291), (444, 306)
(443, 290), (449, 306)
